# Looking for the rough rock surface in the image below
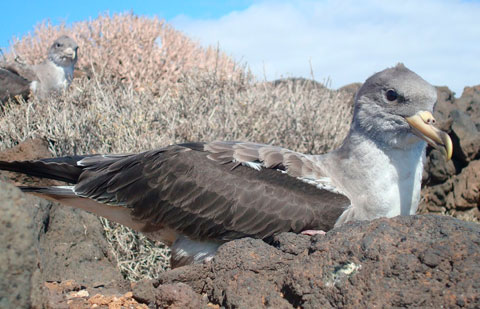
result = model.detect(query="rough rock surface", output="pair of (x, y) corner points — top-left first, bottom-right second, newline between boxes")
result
(450, 110), (480, 163)
(0, 181), (48, 308)
(420, 86), (480, 221)
(43, 281), (147, 309)
(452, 160), (480, 210)
(434, 86), (457, 130)
(131, 215), (480, 308)
(133, 281), (207, 308)
(0, 170), (128, 307)
(457, 85), (480, 127)
(0, 180), (129, 308)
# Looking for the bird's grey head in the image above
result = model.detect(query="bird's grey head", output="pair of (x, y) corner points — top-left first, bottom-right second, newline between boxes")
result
(351, 64), (452, 159)
(47, 36), (78, 67)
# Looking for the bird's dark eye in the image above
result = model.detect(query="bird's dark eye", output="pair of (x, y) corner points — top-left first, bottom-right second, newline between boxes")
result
(386, 89), (398, 101)
(55, 43), (62, 48)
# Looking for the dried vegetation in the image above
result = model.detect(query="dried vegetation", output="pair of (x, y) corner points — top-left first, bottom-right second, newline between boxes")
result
(0, 13), (354, 280)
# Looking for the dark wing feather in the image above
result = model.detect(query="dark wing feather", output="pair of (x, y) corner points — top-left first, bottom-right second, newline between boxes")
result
(0, 67), (31, 102)
(0, 157), (85, 183)
(73, 143), (349, 241)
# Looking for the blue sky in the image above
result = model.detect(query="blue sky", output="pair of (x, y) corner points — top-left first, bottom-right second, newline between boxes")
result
(1, 0), (479, 95)
(0, 0), (255, 48)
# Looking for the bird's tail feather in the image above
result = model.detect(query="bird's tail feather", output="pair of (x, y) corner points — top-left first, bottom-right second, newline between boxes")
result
(19, 185), (76, 196)
(0, 156), (89, 183)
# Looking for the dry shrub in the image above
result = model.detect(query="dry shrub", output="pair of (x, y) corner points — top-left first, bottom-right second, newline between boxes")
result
(0, 14), (354, 281)
(3, 13), (245, 92)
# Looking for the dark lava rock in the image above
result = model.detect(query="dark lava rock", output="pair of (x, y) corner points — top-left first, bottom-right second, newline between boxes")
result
(423, 149), (456, 184)
(420, 179), (454, 212)
(36, 202), (128, 292)
(0, 181), (128, 308)
(434, 86), (457, 130)
(0, 138), (129, 307)
(456, 85), (480, 126)
(133, 281), (206, 308)
(140, 215), (480, 308)
(422, 86), (480, 219)
(450, 110), (480, 163)
(451, 160), (480, 210)
(0, 181), (49, 308)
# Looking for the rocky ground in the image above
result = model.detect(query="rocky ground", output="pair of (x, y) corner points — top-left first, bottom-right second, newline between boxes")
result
(0, 84), (479, 308)
(148, 215), (480, 308)
(421, 85), (480, 221)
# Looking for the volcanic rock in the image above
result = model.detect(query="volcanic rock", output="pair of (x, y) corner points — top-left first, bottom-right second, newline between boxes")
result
(450, 110), (480, 163)
(456, 85), (480, 126)
(134, 215), (480, 308)
(0, 181), (128, 308)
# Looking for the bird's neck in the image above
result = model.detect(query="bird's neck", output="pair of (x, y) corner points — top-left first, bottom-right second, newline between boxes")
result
(47, 57), (75, 83)
(323, 130), (426, 225)
(47, 60), (75, 85)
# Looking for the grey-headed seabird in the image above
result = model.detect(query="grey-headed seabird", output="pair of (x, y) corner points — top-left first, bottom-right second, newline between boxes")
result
(0, 35), (78, 102)
(0, 64), (452, 267)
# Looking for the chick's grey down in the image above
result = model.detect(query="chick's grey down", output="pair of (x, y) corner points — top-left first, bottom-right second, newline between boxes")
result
(0, 64), (452, 267)
(0, 35), (78, 102)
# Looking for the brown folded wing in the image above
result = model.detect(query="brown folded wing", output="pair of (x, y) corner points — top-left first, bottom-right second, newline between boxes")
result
(74, 142), (349, 241)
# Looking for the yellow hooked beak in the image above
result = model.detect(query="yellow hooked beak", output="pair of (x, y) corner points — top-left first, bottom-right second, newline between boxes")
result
(405, 111), (453, 160)
(63, 47), (76, 59)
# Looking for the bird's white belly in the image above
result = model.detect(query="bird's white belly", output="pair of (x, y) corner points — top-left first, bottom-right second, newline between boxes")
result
(351, 160), (403, 218)
(360, 144), (425, 218)
(329, 141), (425, 224)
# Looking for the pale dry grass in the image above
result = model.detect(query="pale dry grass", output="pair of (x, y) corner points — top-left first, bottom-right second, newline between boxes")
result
(0, 73), (353, 154)
(0, 14), (354, 281)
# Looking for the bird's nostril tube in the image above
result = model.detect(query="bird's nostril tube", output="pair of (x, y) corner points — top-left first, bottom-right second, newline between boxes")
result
(426, 117), (436, 125)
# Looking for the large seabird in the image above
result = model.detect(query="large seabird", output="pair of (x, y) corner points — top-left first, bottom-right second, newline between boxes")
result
(0, 35), (78, 102)
(0, 64), (452, 267)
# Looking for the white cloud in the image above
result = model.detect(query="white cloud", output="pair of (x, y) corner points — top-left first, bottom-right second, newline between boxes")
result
(171, 0), (480, 95)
